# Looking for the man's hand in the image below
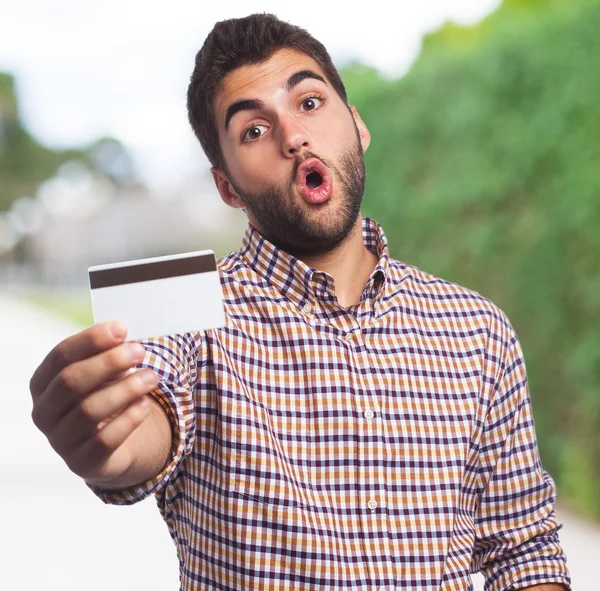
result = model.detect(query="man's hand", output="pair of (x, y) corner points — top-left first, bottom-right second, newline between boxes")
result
(29, 321), (159, 485)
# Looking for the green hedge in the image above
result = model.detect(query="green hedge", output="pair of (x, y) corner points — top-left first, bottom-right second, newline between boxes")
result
(343, 0), (600, 516)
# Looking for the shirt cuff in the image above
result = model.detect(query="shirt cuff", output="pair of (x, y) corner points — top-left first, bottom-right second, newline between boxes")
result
(484, 553), (571, 591)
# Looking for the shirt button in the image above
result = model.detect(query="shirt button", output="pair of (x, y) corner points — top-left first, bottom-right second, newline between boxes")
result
(364, 409), (375, 420)
(301, 302), (312, 314)
(367, 499), (378, 511)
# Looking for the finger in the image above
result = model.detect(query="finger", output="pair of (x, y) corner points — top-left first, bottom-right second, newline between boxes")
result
(50, 369), (158, 455)
(30, 320), (129, 399)
(65, 397), (153, 480)
(106, 367), (137, 386)
(33, 342), (148, 430)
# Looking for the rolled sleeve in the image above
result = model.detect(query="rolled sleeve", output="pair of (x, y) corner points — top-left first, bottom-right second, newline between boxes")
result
(471, 332), (571, 590)
(87, 331), (203, 506)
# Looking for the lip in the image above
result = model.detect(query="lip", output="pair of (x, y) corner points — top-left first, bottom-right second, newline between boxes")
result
(296, 157), (333, 204)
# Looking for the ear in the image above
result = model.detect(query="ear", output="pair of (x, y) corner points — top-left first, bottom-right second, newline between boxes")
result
(349, 105), (371, 153)
(211, 167), (246, 209)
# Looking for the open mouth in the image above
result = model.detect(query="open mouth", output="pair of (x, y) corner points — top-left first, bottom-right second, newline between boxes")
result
(306, 170), (323, 189)
(296, 158), (332, 204)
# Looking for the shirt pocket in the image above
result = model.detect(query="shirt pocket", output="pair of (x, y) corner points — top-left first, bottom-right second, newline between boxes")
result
(228, 394), (317, 509)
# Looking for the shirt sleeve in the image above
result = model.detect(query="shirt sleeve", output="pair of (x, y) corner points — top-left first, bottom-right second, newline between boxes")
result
(86, 331), (203, 506)
(470, 328), (571, 590)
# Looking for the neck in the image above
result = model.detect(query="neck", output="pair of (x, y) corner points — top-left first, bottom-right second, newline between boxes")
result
(297, 216), (378, 308)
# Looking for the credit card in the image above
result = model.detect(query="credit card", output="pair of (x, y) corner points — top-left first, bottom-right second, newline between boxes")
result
(88, 250), (225, 341)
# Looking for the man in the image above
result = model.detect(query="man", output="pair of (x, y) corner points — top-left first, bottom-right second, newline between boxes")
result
(30, 13), (571, 591)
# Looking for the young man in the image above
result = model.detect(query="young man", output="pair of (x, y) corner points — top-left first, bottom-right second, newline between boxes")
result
(30, 13), (571, 591)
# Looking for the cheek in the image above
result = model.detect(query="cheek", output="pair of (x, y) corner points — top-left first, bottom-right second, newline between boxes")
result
(237, 161), (277, 190)
(232, 151), (290, 190)
(315, 113), (357, 153)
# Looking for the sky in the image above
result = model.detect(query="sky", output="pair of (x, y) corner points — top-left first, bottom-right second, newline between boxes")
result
(0, 0), (501, 192)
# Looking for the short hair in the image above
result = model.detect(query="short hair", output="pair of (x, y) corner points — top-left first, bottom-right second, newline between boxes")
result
(187, 13), (349, 172)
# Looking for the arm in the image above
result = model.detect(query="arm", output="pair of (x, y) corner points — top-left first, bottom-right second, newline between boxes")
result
(87, 330), (202, 504)
(31, 321), (201, 504)
(471, 328), (571, 591)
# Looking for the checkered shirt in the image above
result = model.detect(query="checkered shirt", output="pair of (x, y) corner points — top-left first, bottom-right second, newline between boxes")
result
(90, 217), (571, 591)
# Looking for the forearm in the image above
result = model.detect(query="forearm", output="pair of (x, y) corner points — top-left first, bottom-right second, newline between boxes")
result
(86, 395), (172, 491)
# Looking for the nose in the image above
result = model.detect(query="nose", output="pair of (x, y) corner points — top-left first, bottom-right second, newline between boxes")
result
(279, 117), (310, 158)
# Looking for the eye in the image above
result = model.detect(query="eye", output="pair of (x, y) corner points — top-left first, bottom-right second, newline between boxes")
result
(300, 96), (324, 112)
(242, 124), (268, 143)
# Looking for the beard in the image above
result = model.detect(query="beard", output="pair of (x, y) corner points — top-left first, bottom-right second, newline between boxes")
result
(227, 129), (366, 258)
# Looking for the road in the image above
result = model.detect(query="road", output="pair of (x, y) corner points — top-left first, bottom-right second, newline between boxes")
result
(0, 294), (595, 589)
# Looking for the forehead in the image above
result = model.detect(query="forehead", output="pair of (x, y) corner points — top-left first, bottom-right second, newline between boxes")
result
(214, 48), (329, 119)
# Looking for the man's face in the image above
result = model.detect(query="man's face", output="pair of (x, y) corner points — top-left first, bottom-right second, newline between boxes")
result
(212, 48), (371, 257)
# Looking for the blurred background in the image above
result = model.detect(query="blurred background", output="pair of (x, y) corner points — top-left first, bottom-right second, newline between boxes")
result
(1, 0), (599, 589)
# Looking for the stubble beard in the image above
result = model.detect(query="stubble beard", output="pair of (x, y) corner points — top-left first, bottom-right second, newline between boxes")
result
(227, 131), (366, 258)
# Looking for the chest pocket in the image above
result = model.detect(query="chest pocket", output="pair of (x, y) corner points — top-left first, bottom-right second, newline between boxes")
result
(229, 394), (317, 508)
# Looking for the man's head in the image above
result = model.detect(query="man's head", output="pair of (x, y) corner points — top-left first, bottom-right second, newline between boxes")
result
(187, 13), (371, 257)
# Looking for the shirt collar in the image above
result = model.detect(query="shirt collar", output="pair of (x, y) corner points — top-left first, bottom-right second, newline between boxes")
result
(238, 217), (390, 311)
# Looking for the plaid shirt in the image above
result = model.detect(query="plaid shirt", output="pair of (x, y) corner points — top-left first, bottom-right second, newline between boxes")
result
(90, 217), (571, 591)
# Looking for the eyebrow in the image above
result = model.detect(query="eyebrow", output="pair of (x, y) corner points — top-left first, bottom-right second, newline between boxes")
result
(223, 69), (327, 132)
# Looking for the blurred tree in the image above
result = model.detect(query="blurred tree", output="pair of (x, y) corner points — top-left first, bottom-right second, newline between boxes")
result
(344, 0), (600, 516)
(0, 73), (139, 212)
(88, 137), (137, 187)
(0, 73), (86, 211)
(339, 61), (392, 108)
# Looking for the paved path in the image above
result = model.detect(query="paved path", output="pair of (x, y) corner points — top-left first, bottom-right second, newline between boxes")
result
(0, 294), (596, 590)
(0, 294), (179, 590)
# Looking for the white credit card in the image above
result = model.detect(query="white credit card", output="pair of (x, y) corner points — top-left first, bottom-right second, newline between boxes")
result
(88, 250), (225, 341)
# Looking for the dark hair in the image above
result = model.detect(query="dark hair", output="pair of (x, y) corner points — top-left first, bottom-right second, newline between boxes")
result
(187, 13), (348, 172)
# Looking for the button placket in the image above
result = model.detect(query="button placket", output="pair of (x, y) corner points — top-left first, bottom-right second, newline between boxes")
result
(344, 317), (361, 342)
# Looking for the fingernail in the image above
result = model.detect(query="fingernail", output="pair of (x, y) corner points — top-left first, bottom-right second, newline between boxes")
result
(110, 321), (127, 339)
(140, 371), (157, 386)
(128, 343), (146, 361)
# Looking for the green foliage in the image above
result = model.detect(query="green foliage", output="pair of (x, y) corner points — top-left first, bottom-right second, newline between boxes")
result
(0, 73), (137, 211)
(344, 0), (600, 516)
(0, 73), (88, 211)
(339, 61), (392, 107)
